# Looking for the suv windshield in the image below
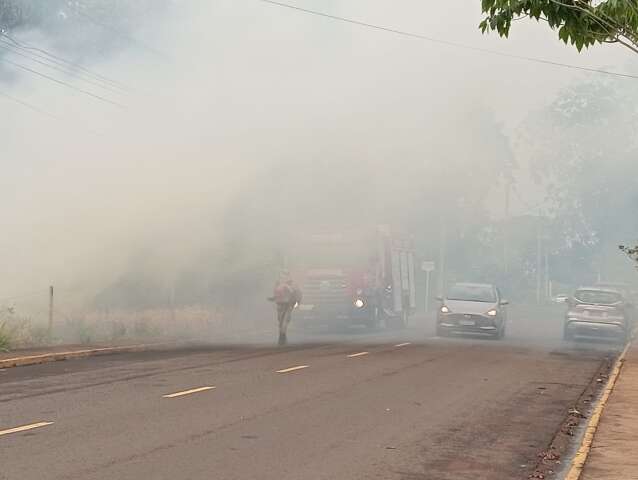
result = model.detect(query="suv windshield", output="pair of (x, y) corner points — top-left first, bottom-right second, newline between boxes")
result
(574, 289), (622, 305)
(447, 284), (496, 303)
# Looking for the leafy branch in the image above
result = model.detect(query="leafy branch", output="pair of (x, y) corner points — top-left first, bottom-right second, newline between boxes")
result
(480, 0), (638, 54)
(620, 244), (638, 264)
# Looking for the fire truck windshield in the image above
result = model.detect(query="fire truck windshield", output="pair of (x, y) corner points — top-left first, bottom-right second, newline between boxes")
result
(290, 239), (371, 269)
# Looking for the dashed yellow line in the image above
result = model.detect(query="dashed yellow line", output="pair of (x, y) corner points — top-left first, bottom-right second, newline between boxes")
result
(276, 365), (309, 374)
(347, 352), (369, 358)
(0, 422), (53, 437)
(163, 386), (216, 398)
(565, 341), (631, 480)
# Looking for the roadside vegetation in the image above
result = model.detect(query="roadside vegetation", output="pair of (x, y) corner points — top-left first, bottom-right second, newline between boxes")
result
(0, 306), (37, 351)
(481, 0), (638, 268)
(0, 303), (242, 352)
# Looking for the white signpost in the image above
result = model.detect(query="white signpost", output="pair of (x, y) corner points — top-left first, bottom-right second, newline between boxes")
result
(421, 261), (436, 312)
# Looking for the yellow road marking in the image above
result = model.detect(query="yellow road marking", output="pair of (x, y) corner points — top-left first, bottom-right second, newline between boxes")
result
(347, 352), (369, 358)
(565, 341), (631, 480)
(395, 342), (412, 347)
(163, 386), (216, 398)
(0, 422), (53, 437)
(276, 365), (309, 374)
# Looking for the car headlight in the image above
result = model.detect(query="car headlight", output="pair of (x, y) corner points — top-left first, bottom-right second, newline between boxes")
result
(486, 309), (497, 317)
(441, 305), (450, 313)
(355, 299), (365, 308)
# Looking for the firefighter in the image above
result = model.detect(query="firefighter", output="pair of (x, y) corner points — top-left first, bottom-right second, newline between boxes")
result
(269, 270), (301, 346)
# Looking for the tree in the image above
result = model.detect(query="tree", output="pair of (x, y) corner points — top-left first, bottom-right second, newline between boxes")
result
(620, 244), (638, 265)
(480, 0), (638, 54)
(518, 76), (638, 276)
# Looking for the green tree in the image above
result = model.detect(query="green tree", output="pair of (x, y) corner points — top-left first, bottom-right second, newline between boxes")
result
(519, 77), (638, 277)
(480, 0), (638, 54)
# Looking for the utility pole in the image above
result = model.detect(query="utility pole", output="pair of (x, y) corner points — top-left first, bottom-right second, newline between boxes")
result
(503, 180), (511, 274)
(544, 250), (550, 299)
(536, 222), (542, 305)
(438, 220), (447, 295)
(425, 269), (431, 313)
(421, 261), (435, 313)
(169, 282), (176, 323)
(48, 285), (54, 339)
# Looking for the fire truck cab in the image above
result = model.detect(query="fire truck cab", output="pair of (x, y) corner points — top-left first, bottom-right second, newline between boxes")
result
(289, 225), (416, 330)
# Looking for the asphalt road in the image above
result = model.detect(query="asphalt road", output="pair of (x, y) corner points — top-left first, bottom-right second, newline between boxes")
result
(0, 312), (620, 480)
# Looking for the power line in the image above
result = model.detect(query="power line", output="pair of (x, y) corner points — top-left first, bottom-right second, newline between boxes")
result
(0, 42), (127, 96)
(0, 90), (61, 119)
(257, 0), (638, 81)
(0, 33), (130, 92)
(0, 57), (126, 108)
(0, 90), (104, 136)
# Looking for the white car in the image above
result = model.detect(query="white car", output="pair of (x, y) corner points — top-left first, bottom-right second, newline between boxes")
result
(436, 283), (508, 339)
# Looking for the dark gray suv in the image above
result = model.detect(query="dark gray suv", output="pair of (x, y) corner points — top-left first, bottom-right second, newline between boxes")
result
(436, 283), (508, 339)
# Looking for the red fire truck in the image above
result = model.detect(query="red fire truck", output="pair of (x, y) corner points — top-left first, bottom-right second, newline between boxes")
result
(288, 225), (416, 330)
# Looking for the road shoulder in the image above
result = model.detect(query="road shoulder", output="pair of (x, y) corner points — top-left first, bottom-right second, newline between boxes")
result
(581, 343), (638, 479)
(0, 341), (190, 369)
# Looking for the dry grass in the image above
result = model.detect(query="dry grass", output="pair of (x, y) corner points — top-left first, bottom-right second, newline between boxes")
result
(0, 303), (270, 349)
(55, 305), (261, 345)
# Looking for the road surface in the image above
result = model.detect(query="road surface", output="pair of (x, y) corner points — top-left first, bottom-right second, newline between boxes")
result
(1, 313), (619, 480)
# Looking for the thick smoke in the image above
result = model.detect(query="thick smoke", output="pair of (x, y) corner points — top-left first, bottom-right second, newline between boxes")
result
(1, 0), (636, 326)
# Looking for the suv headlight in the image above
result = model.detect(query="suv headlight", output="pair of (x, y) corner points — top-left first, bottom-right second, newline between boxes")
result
(441, 305), (450, 313)
(486, 309), (497, 317)
(354, 299), (365, 308)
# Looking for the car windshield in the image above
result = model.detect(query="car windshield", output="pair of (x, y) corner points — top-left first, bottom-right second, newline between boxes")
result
(574, 290), (622, 305)
(447, 285), (496, 303)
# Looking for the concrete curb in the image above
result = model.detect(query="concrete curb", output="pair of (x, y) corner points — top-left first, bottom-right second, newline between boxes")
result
(0, 341), (188, 369)
(564, 341), (632, 480)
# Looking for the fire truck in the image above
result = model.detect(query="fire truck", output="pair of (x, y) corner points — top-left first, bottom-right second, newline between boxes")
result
(288, 225), (416, 330)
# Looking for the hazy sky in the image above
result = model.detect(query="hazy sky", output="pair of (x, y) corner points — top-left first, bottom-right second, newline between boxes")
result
(1, 0), (636, 300)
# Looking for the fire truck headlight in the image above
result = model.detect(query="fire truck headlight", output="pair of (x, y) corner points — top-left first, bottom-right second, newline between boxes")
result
(355, 299), (365, 308)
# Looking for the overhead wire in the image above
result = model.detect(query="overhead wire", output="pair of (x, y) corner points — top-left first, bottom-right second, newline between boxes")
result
(257, 0), (638, 81)
(0, 57), (126, 108)
(0, 90), (104, 136)
(0, 90), (61, 119)
(0, 33), (131, 92)
(0, 41), (127, 96)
